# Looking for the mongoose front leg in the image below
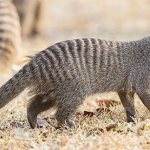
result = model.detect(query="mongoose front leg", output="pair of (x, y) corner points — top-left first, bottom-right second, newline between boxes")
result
(118, 91), (135, 122)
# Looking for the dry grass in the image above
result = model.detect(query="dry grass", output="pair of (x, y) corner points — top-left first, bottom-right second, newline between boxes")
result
(0, 91), (149, 150)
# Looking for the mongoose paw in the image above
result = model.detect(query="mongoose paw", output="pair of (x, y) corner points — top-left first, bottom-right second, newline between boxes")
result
(65, 120), (75, 128)
(126, 112), (136, 123)
(27, 115), (37, 129)
(127, 118), (135, 123)
(56, 119), (76, 129)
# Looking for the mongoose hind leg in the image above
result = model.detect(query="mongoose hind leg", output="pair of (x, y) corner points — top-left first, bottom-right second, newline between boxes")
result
(137, 92), (150, 111)
(118, 91), (135, 122)
(55, 96), (83, 128)
(27, 94), (55, 128)
(136, 80), (150, 112)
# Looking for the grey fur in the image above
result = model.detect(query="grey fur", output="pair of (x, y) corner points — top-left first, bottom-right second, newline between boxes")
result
(0, 36), (150, 128)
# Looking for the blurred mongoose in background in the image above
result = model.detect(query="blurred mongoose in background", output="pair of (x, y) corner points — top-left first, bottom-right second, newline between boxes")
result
(0, 0), (21, 73)
(0, 36), (150, 128)
(12, 0), (45, 37)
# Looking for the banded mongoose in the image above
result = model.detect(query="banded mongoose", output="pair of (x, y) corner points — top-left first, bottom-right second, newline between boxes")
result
(12, 0), (45, 36)
(0, 0), (21, 73)
(0, 37), (150, 128)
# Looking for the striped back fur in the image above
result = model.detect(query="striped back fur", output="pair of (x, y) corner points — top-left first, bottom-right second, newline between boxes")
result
(0, 0), (21, 73)
(0, 36), (150, 128)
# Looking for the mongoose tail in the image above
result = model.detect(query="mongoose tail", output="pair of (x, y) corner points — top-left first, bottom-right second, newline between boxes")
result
(0, 64), (30, 108)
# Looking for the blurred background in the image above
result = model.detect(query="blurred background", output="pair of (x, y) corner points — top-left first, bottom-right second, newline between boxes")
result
(44, 0), (150, 40)
(17, 0), (150, 55)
